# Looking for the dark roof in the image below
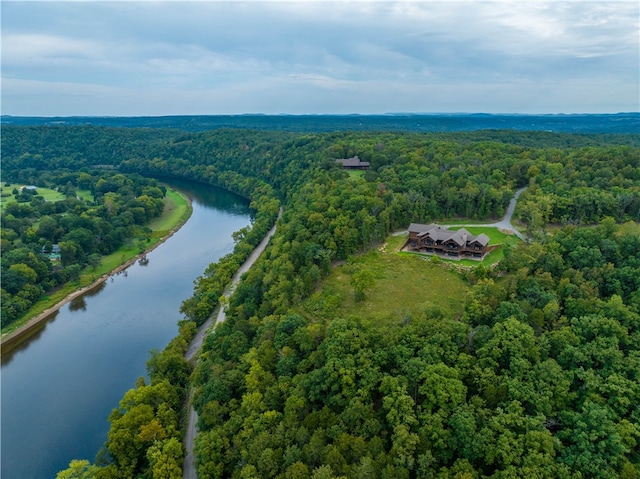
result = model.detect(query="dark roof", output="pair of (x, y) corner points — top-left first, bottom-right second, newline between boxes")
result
(408, 222), (438, 234)
(336, 155), (370, 167)
(470, 233), (490, 246)
(409, 223), (489, 247)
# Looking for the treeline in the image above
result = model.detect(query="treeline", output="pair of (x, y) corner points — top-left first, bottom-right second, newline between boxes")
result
(6, 125), (638, 228)
(1, 125), (177, 173)
(1, 171), (166, 326)
(515, 146), (640, 237)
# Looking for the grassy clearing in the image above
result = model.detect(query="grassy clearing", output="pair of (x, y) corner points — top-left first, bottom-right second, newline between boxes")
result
(385, 234), (410, 252)
(76, 190), (94, 202)
(1, 182), (65, 207)
(347, 170), (365, 179)
(300, 247), (470, 329)
(0, 182), (94, 209)
(147, 188), (190, 235)
(436, 218), (499, 226)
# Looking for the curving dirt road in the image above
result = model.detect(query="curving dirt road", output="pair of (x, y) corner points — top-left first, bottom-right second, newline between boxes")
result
(392, 187), (527, 240)
(486, 187), (527, 240)
(183, 209), (281, 479)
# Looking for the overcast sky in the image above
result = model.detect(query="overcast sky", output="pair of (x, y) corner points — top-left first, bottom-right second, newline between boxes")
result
(2, 1), (638, 116)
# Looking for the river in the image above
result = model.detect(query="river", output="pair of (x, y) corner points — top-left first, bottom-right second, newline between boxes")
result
(1, 179), (251, 479)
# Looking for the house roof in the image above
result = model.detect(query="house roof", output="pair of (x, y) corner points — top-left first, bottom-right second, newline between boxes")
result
(336, 156), (370, 167)
(409, 223), (488, 247)
(470, 233), (490, 246)
(43, 244), (61, 253)
(408, 223), (438, 234)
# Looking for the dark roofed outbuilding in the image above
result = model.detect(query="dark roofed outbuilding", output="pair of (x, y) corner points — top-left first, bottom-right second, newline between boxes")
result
(336, 156), (370, 170)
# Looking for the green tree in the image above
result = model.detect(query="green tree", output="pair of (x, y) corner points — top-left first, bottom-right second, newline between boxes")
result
(351, 267), (375, 302)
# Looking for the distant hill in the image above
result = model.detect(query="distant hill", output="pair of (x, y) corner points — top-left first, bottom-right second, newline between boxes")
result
(2, 113), (639, 134)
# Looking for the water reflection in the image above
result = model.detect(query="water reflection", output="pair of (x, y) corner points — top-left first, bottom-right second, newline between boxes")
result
(1, 310), (59, 366)
(1, 180), (251, 479)
(69, 295), (87, 311)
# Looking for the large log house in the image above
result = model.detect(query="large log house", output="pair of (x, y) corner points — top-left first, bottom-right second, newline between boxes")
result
(407, 223), (490, 259)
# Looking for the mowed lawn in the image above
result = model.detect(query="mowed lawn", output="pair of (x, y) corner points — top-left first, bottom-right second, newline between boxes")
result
(1, 182), (66, 206)
(0, 182), (93, 208)
(302, 245), (470, 328)
(147, 188), (190, 235)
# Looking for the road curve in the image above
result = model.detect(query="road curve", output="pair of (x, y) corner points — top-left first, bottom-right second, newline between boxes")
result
(183, 209), (281, 479)
(392, 187), (528, 240)
(442, 187), (527, 239)
(488, 187), (527, 240)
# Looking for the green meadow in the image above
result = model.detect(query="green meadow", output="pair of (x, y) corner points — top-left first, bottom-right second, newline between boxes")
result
(0, 182), (93, 207)
(301, 242), (470, 328)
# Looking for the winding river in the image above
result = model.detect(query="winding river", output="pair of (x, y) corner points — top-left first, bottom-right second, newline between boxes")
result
(1, 179), (251, 479)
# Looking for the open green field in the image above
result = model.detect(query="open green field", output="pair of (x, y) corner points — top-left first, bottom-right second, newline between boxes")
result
(76, 190), (94, 202)
(0, 182), (94, 208)
(300, 246), (470, 328)
(347, 170), (365, 179)
(1, 182), (65, 206)
(147, 188), (190, 234)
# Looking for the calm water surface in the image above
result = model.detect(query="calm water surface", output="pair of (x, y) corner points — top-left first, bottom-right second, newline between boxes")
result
(1, 180), (251, 479)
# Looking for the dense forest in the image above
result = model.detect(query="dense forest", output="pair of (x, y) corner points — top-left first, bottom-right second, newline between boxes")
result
(3, 113), (640, 134)
(1, 125), (639, 478)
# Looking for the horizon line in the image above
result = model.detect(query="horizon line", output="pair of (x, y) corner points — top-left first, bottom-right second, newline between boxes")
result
(2, 112), (639, 118)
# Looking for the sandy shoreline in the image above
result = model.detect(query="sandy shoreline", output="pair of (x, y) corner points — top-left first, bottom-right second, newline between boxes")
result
(1, 192), (192, 354)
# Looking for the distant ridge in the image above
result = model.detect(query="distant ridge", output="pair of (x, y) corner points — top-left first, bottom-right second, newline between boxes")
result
(1, 113), (639, 134)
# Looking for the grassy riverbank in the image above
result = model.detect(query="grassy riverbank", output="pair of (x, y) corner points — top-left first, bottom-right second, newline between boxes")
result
(0, 187), (191, 340)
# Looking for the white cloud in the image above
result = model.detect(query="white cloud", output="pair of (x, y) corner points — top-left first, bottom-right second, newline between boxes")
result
(1, 1), (638, 115)
(2, 33), (105, 64)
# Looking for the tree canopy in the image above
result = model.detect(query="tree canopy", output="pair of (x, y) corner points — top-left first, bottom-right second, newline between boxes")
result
(4, 125), (638, 478)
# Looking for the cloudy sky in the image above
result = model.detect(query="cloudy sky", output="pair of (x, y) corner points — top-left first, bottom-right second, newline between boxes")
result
(2, 1), (638, 116)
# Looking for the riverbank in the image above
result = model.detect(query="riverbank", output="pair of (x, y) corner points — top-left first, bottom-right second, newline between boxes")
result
(0, 187), (192, 354)
(182, 207), (282, 479)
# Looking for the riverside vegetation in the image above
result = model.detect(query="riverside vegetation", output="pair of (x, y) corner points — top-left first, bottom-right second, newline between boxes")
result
(0, 173), (189, 333)
(1, 125), (639, 478)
